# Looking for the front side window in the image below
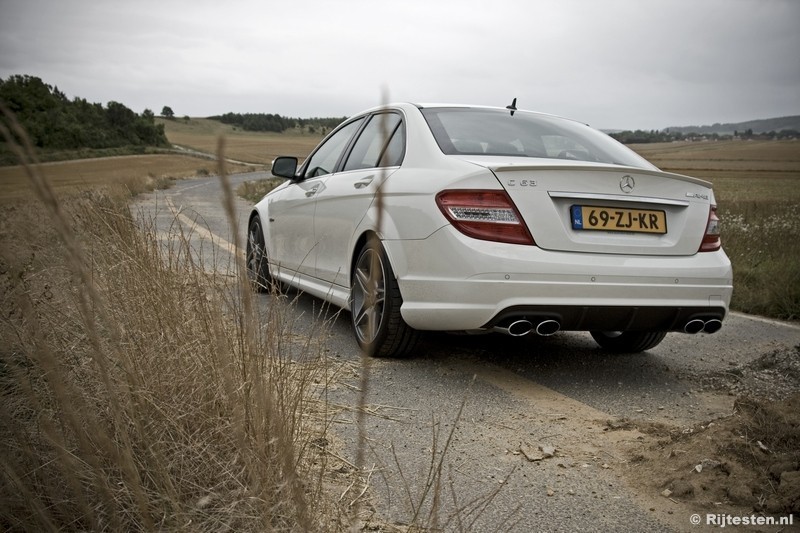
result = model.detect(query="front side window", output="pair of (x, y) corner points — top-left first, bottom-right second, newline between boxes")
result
(303, 118), (364, 178)
(420, 107), (655, 169)
(343, 113), (404, 171)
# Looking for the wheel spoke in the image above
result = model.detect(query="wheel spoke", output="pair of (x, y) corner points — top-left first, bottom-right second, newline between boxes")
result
(248, 231), (261, 269)
(374, 285), (385, 306)
(352, 248), (386, 344)
(355, 266), (370, 294)
(247, 220), (271, 291)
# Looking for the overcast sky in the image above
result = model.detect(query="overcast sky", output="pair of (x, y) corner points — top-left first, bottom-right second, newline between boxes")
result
(1, 0), (798, 130)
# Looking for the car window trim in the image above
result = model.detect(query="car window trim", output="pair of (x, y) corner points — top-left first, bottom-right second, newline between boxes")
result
(340, 110), (405, 173)
(377, 119), (405, 168)
(298, 116), (366, 180)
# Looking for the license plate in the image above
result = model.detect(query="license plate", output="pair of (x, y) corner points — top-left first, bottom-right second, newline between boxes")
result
(571, 205), (667, 234)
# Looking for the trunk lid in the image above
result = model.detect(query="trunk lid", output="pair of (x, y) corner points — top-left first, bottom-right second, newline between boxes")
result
(459, 157), (714, 256)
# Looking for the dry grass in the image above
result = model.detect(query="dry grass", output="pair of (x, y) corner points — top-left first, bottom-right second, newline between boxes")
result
(0, 185), (346, 530)
(0, 108), (351, 530)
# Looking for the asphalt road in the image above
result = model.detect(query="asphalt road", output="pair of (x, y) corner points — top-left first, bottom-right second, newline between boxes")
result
(135, 173), (800, 532)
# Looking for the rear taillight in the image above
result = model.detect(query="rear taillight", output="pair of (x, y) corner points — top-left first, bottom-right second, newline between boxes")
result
(699, 205), (721, 252)
(435, 190), (535, 246)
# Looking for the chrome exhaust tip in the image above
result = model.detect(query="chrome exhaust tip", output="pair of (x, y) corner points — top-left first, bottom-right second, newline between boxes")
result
(507, 319), (534, 336)
(703, 319), (722, 334)
(493, 319), (534, 337)
(535, 319), (561, 336)
(684, 319), (705, 334)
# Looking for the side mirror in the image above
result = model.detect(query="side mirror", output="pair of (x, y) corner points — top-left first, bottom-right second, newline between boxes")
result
(271, 156), (298, 179)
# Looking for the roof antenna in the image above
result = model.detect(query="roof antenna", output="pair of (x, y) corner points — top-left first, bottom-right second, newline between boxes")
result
(506, 97), (517, 116)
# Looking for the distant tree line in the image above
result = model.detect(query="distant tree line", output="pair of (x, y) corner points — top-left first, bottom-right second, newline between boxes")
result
(609, 128), (799, 144)
(610, 130), (676, 144)
(211, 112), (292, 133)
(208, 112), (347, 134)
(0, 74), (168, 151)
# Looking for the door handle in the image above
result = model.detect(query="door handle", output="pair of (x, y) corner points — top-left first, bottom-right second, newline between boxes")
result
(353, 176), (374, 189)
(305, 185), (320, 197)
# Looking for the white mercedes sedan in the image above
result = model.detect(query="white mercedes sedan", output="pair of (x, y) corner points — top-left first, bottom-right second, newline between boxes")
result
(247, 102), (733, 357)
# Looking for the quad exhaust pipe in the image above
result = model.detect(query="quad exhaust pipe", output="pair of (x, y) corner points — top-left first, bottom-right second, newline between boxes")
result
(535, 319), (561, 336)
(684, 318), (723, 334)
(493, 319), (561, 337)
(493, 317), (721, 337)
(493, 319), (533, 337)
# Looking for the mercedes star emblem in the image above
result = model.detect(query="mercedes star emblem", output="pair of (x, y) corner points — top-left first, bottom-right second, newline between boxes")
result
(620, 175), (635, 193)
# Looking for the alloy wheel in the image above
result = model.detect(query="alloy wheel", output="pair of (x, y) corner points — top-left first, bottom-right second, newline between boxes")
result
(351, 247), (386, 345)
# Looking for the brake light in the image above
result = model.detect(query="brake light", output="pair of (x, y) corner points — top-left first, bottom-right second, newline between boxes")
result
(699, 205), (721, 252)
(435, 190), (535, 245)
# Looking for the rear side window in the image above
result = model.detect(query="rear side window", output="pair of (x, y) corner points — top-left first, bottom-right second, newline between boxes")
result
(303, 118), (364, 178)
(343, 113), (405, 171)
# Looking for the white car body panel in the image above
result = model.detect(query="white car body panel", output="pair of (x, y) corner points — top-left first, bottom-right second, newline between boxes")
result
(266, 177), (324, 276)
(313, 167), (397, 286)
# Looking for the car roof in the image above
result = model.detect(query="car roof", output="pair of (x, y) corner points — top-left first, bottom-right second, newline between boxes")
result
(357, 102), (589, 128)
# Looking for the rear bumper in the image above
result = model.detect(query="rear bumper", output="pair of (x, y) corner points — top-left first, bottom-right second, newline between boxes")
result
(383, 226), (733, 332)
(482, 304), (726, 332)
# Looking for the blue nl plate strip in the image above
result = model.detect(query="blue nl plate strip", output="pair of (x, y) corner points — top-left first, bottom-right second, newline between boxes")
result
(570, 205), (583, 229)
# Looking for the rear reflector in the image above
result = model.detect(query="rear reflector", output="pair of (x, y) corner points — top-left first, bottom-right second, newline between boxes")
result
(436, 190), (535, 245)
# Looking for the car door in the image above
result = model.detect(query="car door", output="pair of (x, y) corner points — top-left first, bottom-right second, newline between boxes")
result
(313, 112), (405, 287)
(267, 117), (364, 277)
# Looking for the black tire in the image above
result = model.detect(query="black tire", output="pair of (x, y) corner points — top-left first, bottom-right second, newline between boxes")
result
(246, 216), (271, 292)
(350, 241), (419, 358)
(590, 330), (667, 353)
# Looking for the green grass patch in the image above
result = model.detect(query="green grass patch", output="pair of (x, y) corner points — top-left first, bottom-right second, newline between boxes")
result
(630, 140), (800, 321)
(0, 144), (174, 166)
(237, 177), (285, 203)
(720, 200), (800, 320)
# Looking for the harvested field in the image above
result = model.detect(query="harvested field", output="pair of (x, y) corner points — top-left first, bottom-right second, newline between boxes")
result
(158, 118), (324, 164)
(0, 154), (252, 202)
(629, 140), (800, 202)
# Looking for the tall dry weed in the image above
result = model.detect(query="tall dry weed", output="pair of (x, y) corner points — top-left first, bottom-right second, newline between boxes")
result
(0, 104), (338, 531)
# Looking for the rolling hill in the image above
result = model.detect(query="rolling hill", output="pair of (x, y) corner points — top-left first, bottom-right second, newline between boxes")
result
(665, 115), (800, 135)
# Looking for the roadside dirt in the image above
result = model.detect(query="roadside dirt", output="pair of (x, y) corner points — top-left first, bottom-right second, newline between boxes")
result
(480, 344), (800, 530)
(620, 343), (800, 529)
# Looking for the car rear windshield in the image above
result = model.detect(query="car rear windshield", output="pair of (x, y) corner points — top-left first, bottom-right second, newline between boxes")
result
(420, 107), (656, 169)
